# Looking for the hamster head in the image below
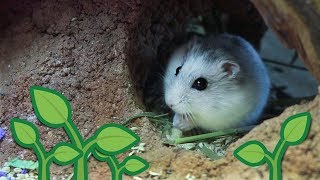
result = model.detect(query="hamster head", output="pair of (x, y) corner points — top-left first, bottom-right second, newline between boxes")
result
(164, 34), (270, 131)
(164, 40), (248, 131)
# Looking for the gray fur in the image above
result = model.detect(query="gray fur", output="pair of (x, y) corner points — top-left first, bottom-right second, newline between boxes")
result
(164, 34), (270, 131)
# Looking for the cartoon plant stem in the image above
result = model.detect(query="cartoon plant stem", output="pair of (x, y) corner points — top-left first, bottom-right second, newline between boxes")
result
(10, 86), (149, 180)
(93, 148), (149, 180)
(234, 112), (311, 180)
(64, 120), (86, 179)
(272, 140), (286, 180)
(10, 119), (50, 180)
(29, 86), (91, 179)
(106, 156), (122, 180)
(10, 119), (81, 180)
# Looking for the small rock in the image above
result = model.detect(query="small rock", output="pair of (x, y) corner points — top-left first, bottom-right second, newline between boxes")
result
(1, 167), (10, 173)
(6, 173), (13, 178)
(16, 173), (25, 179)
(133, 176), (143, 180)
(185, 173), (196, 180)
(149, 171), (161, 176)
(130, 127), (138, 131)
(13, 168), (22, 173)
(28, 172), (34, 177)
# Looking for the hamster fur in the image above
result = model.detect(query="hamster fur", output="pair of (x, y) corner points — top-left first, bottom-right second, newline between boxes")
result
(164, 34), (270, 132)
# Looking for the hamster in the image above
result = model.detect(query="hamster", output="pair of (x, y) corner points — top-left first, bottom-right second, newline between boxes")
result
(163, 34), (270, 132)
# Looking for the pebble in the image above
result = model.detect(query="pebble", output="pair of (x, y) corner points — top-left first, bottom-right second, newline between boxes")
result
(185, 173), (196, 180)
(16, 173), (25, 179)
(130, 127), (138, 131)
(1, 167), (10, 173)
(6, 173), (14, 178)
(13, 168), (22, 173)
(133, 176), (143, 180)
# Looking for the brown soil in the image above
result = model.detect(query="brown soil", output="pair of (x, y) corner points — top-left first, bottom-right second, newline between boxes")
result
(0, 0), (318, 179)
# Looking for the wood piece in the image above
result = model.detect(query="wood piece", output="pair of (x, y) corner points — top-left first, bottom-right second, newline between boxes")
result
(250, 0), (320, 81)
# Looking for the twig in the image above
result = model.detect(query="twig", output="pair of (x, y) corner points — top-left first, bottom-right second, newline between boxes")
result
(175, 125), (255, 144)
(123, 112), (169, 126)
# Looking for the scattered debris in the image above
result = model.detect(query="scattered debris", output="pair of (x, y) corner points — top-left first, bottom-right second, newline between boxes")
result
(176, 143), (196, 150)
(133, 176), (144, 180)
(0, 165), (38, 180)
(0, 128), (6, 141)
(130, 127), (138, 131)
(185, 173), (196, 180)
(127, 112), (241, 160)
(149, 171), (162, 177)
(129, 143), (146, 156)
(4, 158), (38, 170)
(165, 128), (183, 144)
(0, 158), (39, 179)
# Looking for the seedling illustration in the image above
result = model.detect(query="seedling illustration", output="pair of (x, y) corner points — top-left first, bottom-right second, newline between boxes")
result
(234, 112), (311, 180)
(10, 86), (149, 180)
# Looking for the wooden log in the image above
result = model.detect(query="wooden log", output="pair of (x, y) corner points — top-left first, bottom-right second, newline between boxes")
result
(250, 0), (320, 82)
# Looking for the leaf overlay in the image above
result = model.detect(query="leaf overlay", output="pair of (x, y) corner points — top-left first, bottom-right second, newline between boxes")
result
(11, 118), (38, 146)
(53, 144), (81, 164)
(31, 86), (71, 126)
(96, 124), (139, 155)
(233, 141), (267, 166)
(123, 156), (149, 175)
(280, 112), (311, 145)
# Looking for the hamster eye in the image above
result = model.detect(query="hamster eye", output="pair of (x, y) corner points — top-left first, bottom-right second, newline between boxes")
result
(175, 66), (182, 76)
(192, 78), (207, 91)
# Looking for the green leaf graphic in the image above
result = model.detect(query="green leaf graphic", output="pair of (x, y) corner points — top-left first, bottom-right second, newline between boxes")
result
(123, 156), (149, 175)
(280, 112), (311, 145)
(11, 118), (38, 146)
(53, 143), (81, 164)
(95, 123), (139, 155)
(233, 141), (267, 166)
(30, 86), (71, 126)
(233, 112), (312, 180)
(93, 149), (109, 160)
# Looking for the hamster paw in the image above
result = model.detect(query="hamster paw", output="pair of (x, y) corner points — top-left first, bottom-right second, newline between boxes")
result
(173, 113), (195, 131)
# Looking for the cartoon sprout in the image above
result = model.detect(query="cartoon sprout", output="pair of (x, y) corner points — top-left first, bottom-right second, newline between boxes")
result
(234, 112), (311, 180)
(10, 86), (149, 180)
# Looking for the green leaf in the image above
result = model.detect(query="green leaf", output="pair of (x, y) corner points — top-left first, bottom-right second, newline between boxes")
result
(198, 144), (222, 161)
(95, 123), (139, 155)
(233, 141), (267, 166)
(52, 143), (81, 165)
(122, 156), (149, 175)
(10, 118), (38, 146)
(5, 158), (38, 170)
(280, 112), (311, 145)
(30, 86), (71, 127)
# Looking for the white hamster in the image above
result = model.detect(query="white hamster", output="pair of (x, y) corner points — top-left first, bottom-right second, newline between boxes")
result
(163, 34), (270, 132)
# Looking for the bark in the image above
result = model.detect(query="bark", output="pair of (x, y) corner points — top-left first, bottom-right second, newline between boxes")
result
(251, 0), (320, 81)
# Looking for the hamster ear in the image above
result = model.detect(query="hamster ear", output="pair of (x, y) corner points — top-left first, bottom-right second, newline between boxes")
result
(221, 61), (240, 78)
